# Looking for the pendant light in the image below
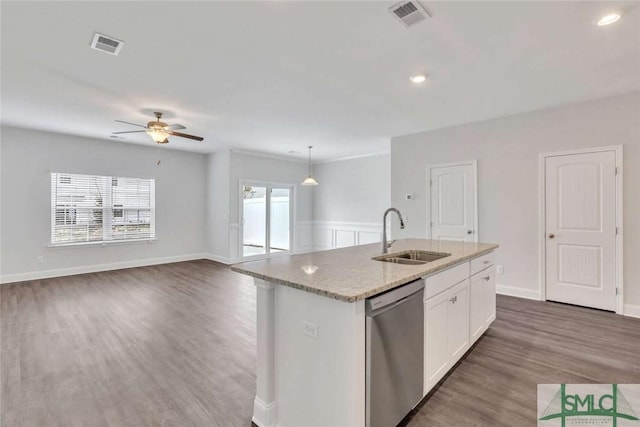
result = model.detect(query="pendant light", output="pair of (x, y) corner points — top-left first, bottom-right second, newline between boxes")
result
(301, 145), (319, 186)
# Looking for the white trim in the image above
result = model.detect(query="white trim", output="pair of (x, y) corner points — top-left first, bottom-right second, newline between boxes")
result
(231, 149), (307, 164)
(313, 151), (389, 165)
(496, 284), (542, 301)
(425, 160), (478, 242)
(206, 253), (236, 265)
(252, 398), (277, 427)
(312, 220), (382, 228)
(231, 148), (390, 165)
(48, 238), (157, 248)
(312, 220), (383, 251)
(623, 304), (640, 319)
(538, 145), (624, 314)
(0, 253), (207, 285)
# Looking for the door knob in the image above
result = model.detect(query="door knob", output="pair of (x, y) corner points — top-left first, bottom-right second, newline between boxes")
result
(548, 233), (555, 239)
(467, 230), (473, 235)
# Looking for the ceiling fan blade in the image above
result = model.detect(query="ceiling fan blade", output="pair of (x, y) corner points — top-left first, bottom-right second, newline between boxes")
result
(168, 131), (204, 141)
(115, 120), (147, 128)
(166, 124), (186, 131)
(111, 130), (148, 134)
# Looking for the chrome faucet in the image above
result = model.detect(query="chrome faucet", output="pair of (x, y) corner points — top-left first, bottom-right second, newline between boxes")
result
(382, 208), (405, 254)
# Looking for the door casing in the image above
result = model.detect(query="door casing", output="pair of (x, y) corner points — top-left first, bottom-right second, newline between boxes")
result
(538, 145), (624, 314)
(426, 160), (478, 242)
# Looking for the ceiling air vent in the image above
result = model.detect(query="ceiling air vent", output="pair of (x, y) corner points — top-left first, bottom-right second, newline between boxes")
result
(389, 1), (431, 28)
(90, 33), (124, 56)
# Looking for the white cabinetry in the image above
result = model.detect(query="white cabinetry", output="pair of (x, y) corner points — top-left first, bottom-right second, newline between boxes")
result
(470, 267), (496, 344)
(423, 251), (496, 397)
(424, 279), (469, 394)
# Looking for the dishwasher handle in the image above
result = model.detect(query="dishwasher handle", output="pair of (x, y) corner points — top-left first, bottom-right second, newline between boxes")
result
(366, 279), (424, 316)
(367, 289), (423, 317)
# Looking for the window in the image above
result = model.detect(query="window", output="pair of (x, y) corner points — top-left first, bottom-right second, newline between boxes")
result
(50, 173), (155, 245)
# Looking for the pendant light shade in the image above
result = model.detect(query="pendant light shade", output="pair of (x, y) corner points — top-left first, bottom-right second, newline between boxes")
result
(301, 146), (319, 186)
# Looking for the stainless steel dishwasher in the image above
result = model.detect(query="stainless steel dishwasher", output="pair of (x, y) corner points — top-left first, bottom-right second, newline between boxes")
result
(366, 279), (424, 427)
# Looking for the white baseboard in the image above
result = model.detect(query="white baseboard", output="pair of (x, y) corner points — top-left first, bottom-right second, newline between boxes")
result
(0, 253), (208, 285)
(496, 284), (541, 301)
(252, 397), (277, 427)
(624, 304), (640, 319)
(205, 253), (237, 265)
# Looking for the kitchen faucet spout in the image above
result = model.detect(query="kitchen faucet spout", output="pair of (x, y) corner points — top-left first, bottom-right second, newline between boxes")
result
(382, 208), (405, 254)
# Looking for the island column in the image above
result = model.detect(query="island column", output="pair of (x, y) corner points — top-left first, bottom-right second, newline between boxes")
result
(253, 278), (277, 426)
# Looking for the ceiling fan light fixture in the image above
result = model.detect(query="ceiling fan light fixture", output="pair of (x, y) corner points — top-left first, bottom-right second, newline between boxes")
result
(146, 128), (170, 143)
(410, 74), (428, 83)
(597, 12), (621, 26)
(301, 145), (319, 186)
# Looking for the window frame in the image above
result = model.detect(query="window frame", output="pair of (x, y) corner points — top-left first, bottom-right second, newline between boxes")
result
(50, 172), (156, 247)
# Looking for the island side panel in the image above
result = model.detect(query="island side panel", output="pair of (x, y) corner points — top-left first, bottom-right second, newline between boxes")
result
(276, 284), (366, 427)
(253, 279), (277, 427)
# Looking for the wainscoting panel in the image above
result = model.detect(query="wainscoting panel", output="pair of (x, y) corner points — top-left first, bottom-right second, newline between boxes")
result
(335, 230), (356, 248)
(296, 221), (314, 253)
(358, 231), (382, 246)
(315, 228), (334, 249)
(313, 222), (383, 251)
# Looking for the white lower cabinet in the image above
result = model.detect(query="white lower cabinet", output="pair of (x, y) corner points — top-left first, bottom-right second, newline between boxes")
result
(423, 251), (496, 397)
(423, 279), (469, 394)
(469, 266), (496, 344)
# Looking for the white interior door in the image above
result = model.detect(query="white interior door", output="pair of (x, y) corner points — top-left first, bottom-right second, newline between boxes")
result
(545, 151), (617, 311)
(429, 163), (477, 242)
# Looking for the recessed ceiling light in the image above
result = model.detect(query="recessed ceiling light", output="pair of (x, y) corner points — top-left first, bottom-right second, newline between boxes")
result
(410, 74), (427, 83)
(598, 13), (621, 26)
(288, 150), (301, 154)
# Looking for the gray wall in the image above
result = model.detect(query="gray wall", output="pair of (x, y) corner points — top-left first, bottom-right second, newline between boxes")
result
(0, 126), (207, 278)
(206, 149), (230, 258)
(313, 154), (390, 224)
(390, 92), (640, 307)
(204, 150), (315, 261)
(228, 151), (314, 259)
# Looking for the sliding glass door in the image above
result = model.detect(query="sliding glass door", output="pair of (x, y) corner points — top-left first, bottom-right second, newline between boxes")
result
(242, 183), (293, 259)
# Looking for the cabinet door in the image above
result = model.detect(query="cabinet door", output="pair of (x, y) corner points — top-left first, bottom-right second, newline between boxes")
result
(447, 280), (470, 362)
(482, 268), (496, 327)
(469, 273), (486, 344)
(424, 291), (450, 395)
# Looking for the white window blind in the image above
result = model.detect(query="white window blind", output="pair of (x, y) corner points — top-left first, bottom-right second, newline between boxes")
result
(51, 173), (155, 245)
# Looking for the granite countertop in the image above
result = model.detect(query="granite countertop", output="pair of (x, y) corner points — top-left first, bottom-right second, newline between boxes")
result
(230, 239), (499, 303)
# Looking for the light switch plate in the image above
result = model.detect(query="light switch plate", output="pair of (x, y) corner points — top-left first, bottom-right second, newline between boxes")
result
(497, 265), (504, 275)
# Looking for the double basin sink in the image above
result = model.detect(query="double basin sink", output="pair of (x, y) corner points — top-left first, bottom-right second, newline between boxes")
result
(373, 250), (451, 265)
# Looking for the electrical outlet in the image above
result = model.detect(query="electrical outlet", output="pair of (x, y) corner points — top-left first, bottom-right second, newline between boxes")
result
(497, 265), (504, 275)
(37, 256), (44, 264)
(303, 321), (319, 339)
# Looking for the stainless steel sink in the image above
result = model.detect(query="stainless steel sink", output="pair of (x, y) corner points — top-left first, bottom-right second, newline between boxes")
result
(373, 250), (451, 265)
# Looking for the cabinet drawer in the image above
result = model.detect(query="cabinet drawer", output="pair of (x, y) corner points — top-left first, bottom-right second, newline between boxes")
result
(424, 262), (470, 300)
(470, 251), (495, 276)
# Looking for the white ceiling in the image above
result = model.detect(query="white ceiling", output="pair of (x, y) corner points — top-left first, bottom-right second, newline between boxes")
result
(2, 1), (639, 161)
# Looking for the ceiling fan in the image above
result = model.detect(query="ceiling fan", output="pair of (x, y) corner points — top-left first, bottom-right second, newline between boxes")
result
(112, 112), (204, 144)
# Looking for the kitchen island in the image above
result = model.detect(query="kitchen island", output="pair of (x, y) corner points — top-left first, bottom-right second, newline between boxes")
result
(232, 238), (498, 427)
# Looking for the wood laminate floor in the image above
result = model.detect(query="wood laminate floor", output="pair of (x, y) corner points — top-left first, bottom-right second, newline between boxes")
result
(2, 260), (639, 426)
